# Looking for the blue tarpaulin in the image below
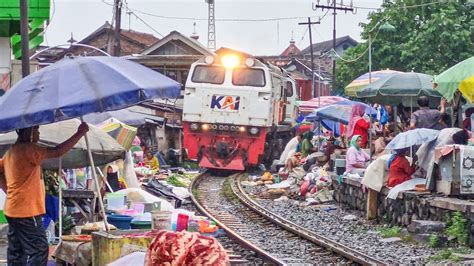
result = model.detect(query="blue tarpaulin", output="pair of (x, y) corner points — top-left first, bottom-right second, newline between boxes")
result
(0, 56), (181, 133)
(305, 100), (376, 125)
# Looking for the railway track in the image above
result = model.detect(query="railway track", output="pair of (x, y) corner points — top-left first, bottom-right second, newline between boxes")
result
(190, 172), (386, 265)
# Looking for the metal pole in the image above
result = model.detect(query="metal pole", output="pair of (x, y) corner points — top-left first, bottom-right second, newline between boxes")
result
(317, 57), (321, 151)
(308, 17), (315, 99)
(20, 0), (30, 78)
(298, 18), (319, 99)
(368, 33), (372, 83)
(113, 0), (122, 56)
(332, 0), (336, 93)
(58, 157), (63, 240)
(394, 106), (398, 134)
(410, 97), (413, 157)
(368, 33), (373, 159)
(81, 119), (110, 231)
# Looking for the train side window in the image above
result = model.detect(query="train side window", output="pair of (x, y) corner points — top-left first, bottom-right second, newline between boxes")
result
(232, 68), (266, 87)
(285, 81), (294, 97)
(191, 65), (225, 84)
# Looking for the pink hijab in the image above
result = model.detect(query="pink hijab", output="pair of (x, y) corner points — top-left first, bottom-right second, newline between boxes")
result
(345, 104), (366, 138)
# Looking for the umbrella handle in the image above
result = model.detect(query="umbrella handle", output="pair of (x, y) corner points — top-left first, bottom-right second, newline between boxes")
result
(58, 157), (62, 241)
(81, 117), (110, 232)
(96, 167), (114, 193)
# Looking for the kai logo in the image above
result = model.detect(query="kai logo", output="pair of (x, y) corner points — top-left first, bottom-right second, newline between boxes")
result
(210, 95), (240, 111)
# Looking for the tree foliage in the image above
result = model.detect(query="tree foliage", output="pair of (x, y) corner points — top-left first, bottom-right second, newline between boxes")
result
(335, 0), (474, 95)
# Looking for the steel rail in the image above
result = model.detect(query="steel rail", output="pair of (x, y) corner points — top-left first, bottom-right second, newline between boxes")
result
(189, 172), (286, 265)
(231, 174), (386, 266)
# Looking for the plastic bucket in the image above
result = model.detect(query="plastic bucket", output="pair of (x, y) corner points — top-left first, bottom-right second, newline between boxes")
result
(151, 211), (172, 231)
(130, 221), (152, 230)
(107, 214), (133, 230)
(0, 210), (7, 224)
(131, 203), (145, 214)
(106, 193), (126, 210)
(176, 213), (189, 232)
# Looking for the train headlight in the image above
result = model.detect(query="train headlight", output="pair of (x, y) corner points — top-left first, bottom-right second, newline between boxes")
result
(221, 54), (240, 69)
(249, 127), (259, 135)
(190, 123), (199, 131)
(204, 56), (215, 65)
(202, 124), (210, 131)
(245, 58), (255, 67)
(239, 126), (246, 132)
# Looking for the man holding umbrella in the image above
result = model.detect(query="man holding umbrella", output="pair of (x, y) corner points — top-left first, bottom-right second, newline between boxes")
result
(0, 122), (89, 265)
(410, 96), (447, 130)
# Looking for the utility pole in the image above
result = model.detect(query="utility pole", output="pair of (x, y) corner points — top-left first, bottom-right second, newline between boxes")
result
(20, 0), (30, 77)
(298, 17), (320, 99)
(206, 0), (216, 51)
(113, 0), (122, 56)
(312, 0), (354, 93)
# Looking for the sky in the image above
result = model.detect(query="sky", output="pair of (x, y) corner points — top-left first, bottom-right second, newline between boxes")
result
(43, 0), (384, 55)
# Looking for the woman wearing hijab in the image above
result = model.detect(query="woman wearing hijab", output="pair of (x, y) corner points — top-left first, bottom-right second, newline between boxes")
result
(300, 131), (316, 158)
(106, 165), (120, 192)
(387, 148), (417, 187)
(346, 104), (370, 148)
(345, 135), (370, 173)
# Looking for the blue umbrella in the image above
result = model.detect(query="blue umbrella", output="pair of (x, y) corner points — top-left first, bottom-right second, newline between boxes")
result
(0, 56), (180, 231)
(305, 100), (375, 125)
(386, 128), (440, 150)
(315, 119), (343, 137)
(0, 56), (180, 132)
(83, 108), (164, 126)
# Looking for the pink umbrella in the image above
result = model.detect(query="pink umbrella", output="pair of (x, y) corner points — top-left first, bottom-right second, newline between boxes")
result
(298, 96), (346, 114)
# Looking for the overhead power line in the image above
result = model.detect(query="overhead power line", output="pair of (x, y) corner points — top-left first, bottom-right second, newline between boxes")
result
(340, 0), (446, 10)
(101, 0), (333, 23)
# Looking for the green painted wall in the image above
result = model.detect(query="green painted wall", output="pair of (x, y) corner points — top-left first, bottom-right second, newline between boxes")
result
(0, 0), (50, 58)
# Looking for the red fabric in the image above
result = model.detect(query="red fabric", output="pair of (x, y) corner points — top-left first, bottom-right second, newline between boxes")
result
(346, 104), (366, 138)
(145, 230), (229, 265)
(351, 119), (370, 148)
(300, 180), (311, 198)
(387, 155), (416, 187)
(296, 124), (311, 135)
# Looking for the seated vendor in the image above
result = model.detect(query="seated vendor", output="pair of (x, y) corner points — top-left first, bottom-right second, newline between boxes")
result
(387, 148), (417, 187)
(285, 152), (301, 172)
(321, 137), (342, 166)
(279, 134), (302, 165)
(301, 131), (316, 158)
(144, 151), (160, 170)
(345, 135), (370, 174)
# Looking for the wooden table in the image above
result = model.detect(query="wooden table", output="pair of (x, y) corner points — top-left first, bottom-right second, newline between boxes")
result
(62, 190), (97, 223)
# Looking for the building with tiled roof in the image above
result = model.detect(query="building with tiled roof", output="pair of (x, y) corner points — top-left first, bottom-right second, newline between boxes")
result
(280, 39), (301, 57)
(300, 35), (357, 56)
(66, 21), (160, 56)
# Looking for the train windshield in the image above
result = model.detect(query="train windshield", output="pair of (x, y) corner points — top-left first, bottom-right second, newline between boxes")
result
(232, 68), (266, 87)
(191, 65), (225, 84)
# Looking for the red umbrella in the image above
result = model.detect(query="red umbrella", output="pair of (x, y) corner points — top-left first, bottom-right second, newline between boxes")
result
(298, 96), (346, 114)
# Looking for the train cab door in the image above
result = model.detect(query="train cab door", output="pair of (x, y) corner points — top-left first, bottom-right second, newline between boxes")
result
(284, 78), (297, 124)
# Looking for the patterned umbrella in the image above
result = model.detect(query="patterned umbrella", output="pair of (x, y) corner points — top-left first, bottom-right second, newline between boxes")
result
(297, 96), (346, 114)
(98, 118), (137, 150)
(434, 56), (474, 102)
(344, 69), (402, 97)
(386, 128), (440, 150)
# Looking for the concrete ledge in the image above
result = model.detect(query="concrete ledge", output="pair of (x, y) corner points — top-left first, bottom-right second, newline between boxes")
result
(331, 172), (474, 214)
